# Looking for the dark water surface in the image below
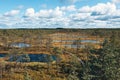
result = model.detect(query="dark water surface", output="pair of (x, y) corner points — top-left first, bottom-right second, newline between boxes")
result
(0, 54), (56, 62)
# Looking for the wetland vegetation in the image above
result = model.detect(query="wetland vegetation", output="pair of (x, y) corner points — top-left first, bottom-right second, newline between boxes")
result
(0, 28), (120, 80)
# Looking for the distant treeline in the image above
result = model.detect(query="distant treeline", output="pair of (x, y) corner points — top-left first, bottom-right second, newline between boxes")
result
(0, 28), (120, 38)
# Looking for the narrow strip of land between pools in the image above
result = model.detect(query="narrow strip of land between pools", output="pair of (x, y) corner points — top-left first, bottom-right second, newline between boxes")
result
(0, 51), (50, 54)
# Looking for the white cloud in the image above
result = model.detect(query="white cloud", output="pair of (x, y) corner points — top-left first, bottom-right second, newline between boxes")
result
(79, 2), (116, 15)
(36, 10), (52, 18)
(0, 15), (22, 29)
(69, 2), (120, 28)
(112, 0), (120, 3)
(25, 8), (35, 17)
(53, 7), (64, 17)
(1, 2), (120, 29)
(70, 13), (90, 21)
(79, 6), (91, 13)
(4, 10), (20, 17)
(25, 7), (64, 18)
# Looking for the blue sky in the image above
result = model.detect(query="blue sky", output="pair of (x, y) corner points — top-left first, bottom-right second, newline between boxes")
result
(0, 0), (120, 28)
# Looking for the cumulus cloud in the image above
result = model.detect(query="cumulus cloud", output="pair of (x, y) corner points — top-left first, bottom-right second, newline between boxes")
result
(36, 10), (52, 18)
(1, 2), (120, 29)
(77, 2), (120, 24)
(79, 2), (116, 15)
(70, 13), (90, 21)
(4, 10), (20, 17)
(24, 8), (35, 17)
(51, 7), (64, 17)
(0, 15), (22, 29)
(112, 0), (120, 3)
(25, 7), (64, 18)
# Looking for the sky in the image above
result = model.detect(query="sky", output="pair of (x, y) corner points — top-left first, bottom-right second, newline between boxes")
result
(0, 0), (120, 29)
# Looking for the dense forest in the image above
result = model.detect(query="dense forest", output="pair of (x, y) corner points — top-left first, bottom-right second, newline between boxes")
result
(0, 29), (120, 80)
